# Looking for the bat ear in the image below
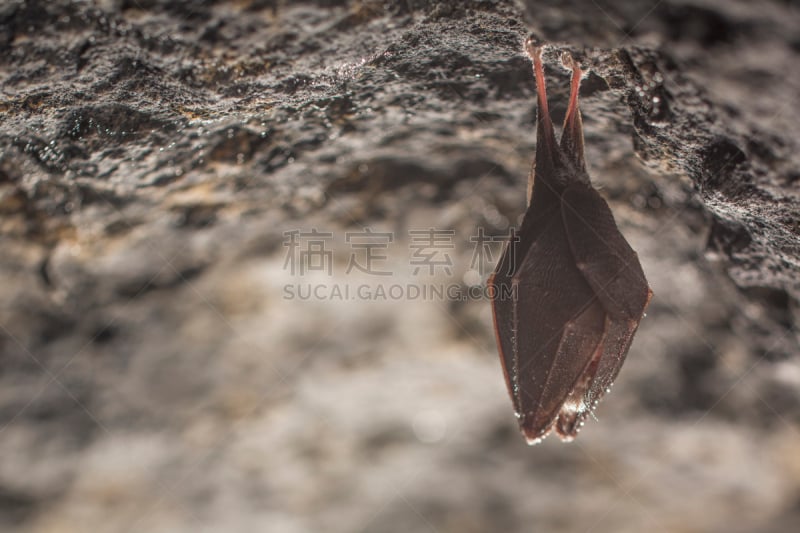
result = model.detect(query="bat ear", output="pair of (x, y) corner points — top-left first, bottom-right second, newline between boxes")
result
(559, 51), (586, 173)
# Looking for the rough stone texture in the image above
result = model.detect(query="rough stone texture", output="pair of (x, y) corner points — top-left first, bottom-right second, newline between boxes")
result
(0, 0), (799, 532)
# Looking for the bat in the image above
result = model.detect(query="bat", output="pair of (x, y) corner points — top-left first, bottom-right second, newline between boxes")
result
(488, 38), (653, 445)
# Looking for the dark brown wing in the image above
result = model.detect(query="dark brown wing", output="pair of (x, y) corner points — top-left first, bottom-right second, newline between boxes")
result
(490, 204), (606, 443)
(489, 204), (555, 418)
(560, 185), (652, 410)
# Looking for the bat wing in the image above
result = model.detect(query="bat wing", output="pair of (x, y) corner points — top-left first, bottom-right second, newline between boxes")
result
(560, 185), (653, 411)
(489, 204), (556, 416)
(490, 206), (607, 444)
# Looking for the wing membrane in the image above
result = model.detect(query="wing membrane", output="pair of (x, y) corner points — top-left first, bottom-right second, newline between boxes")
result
(491, 205), (605, 442)
(560, 186), (652, 408)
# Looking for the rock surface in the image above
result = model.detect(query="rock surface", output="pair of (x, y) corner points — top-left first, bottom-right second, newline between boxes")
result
(1, 0), (799, 531)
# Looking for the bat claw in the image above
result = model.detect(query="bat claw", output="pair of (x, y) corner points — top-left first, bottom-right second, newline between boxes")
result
(523, 35), (545, 60)
(560, 50), (580, 71)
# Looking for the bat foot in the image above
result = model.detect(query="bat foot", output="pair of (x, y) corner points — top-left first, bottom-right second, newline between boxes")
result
(523, 35), (545, 61)
(560, 50), (585, 77)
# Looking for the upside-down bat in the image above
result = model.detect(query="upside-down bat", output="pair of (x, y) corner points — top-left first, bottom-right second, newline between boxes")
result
(488, 38), (652, 444)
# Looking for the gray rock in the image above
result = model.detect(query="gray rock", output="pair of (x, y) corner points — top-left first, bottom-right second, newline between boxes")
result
(0, 0), (798, 531)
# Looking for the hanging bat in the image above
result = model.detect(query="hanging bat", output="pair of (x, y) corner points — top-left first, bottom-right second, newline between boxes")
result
(488, 38), (652, 445)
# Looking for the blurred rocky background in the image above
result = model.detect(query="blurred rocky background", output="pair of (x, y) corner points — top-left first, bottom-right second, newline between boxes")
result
(1, 0), (799, 531)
